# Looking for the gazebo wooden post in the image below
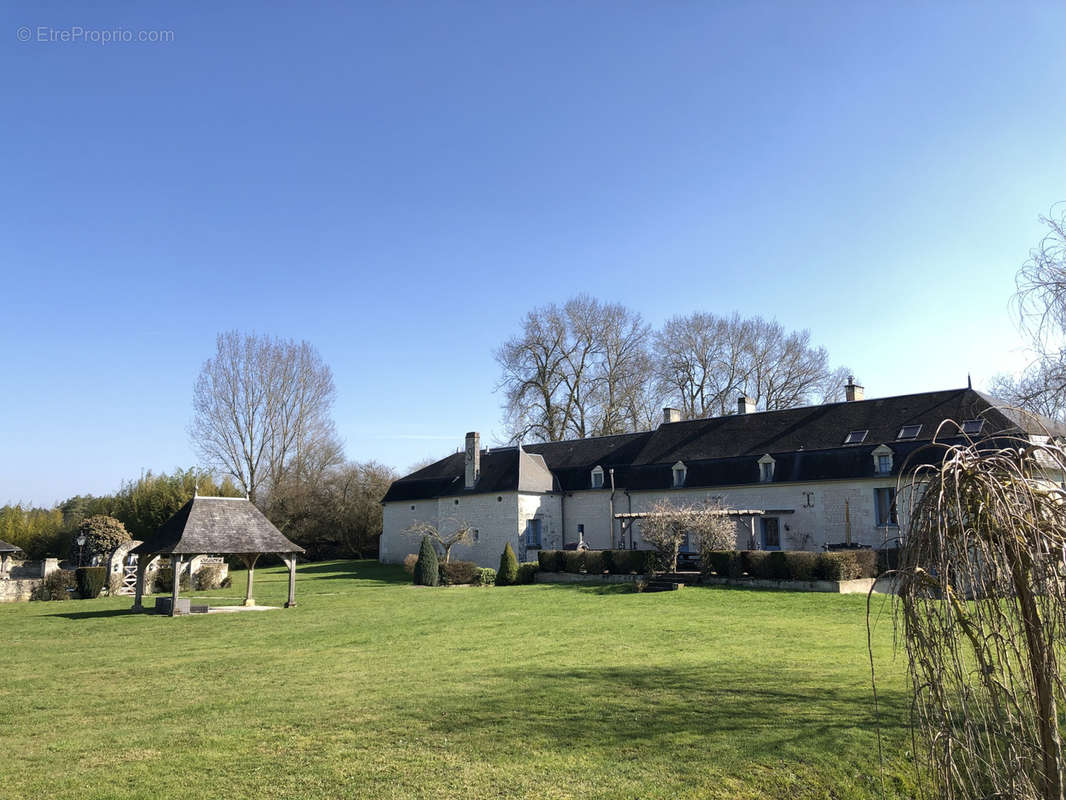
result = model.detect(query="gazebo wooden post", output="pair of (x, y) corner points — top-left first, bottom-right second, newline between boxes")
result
(283, 553), (297, 608)
(170, 555), (183, 616)
(241, 553), (260, 607)
(131, 553), (149, 611)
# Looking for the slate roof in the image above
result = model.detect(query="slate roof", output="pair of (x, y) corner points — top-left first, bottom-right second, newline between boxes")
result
(0, 539), (21, 553)
(132, 496), (304, 556)
(382, 388), (1066, 501)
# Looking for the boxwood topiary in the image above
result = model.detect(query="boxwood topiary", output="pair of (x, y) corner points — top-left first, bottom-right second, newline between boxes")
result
(496, 542), (519, 585)
(414, 535), (440, 586)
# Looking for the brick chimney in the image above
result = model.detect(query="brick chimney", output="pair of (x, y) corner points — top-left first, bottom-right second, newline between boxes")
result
(464, 432), (480, 488)
(663, 407), (681, 424)
(845, 376), (864, 402)
(737, 396), (756, 414)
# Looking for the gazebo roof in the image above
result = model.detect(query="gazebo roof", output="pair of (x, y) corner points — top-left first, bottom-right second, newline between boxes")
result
(132, 496), (304, 556)
(0, 539), (22, 553)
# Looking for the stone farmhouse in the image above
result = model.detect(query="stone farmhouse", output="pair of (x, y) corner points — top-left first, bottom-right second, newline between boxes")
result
(379, 382), (1066, 568)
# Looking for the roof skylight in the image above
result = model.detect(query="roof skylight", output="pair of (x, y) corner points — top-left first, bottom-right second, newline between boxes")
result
(897, 424), (922, 440)
(844, 430), (868, 445)
(961, 419), (985, 436)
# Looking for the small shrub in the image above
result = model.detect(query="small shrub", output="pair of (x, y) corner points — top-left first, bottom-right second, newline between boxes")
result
(153, 566), (191, 594)
(220, 575), (232, 589)
(516, 561), (539, 584)
(414, 536), (439, 586)
(440, 560), (479, 585)
(583, 551), (604, 575)
(402, 553), (418, 575)
(784, 551), (819, 581)
(195, 564), (225, 590)
(33, 569), (76, 601)
(474, 567), (496, 586)
(497, 542), (519, 585)
(75, 566), (108, 599)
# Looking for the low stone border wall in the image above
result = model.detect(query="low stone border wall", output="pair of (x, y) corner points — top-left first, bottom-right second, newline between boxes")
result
(702, 576), (896, 594)
(535, 572), (643, 585)
(534, 572), (896, 594)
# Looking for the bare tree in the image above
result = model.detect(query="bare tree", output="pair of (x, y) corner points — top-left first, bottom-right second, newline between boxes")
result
(638, 498), (738, 572)
(405, 517), (472, 563)
(655, 312), (844, 418)
(496, 295), (653, 442)
(998, 205), (1066, 421)
(190, 331), (340, 504)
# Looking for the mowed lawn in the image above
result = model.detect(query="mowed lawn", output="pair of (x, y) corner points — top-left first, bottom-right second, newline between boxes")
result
(0, 561), (918, 800)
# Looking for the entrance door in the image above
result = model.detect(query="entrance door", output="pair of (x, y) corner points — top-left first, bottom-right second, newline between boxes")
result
(761, 518), (781, 550)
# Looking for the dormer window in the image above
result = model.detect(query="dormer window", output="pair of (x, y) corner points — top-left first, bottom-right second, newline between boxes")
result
(672, 461), (687, 488)
(844, 430), (868, 445)
(872, 444), (893, 475)
(758, 454), (775, 483)
(961, 419), (985, 436)
(591, 466), (604, 489)
(897, 424), (922, 440)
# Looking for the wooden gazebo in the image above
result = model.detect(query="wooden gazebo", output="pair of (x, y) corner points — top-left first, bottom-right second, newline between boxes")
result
(130, 495), (304, 616)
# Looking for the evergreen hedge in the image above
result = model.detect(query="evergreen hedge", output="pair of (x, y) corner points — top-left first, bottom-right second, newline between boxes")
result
(413, 536), (439, 586)
(516, 561), (539, 584)
(700, 549), (878, 581)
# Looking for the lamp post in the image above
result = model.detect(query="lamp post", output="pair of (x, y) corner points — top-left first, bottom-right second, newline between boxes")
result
(75, 534), (86, 568)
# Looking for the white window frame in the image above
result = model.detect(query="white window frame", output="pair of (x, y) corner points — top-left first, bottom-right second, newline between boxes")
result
(872, 444), (893, 475)
(672, 461), (687, 488)
(758, 453), (775, 483)
(591, 466), (604, 489)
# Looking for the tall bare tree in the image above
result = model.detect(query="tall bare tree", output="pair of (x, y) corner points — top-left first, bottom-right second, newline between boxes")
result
(190, 331), (340, 503)
(496, 295), (652, 442)
(654, 312), (845, 418)
(996, 205), (1066, 421)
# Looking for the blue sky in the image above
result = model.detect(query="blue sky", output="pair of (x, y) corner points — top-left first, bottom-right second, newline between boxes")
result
(3, 1), (1065, 505)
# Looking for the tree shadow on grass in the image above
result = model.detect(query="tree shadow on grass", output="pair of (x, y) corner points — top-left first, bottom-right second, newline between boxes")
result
(45, 609), (140, 620)
(297, 560), (410, 585)
(427, 663), (910, 765)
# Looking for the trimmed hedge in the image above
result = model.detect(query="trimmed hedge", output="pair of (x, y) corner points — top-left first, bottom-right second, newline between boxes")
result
(439, 560), (479, 585)
(516, 561), (539, 584)
(473, 567), (496, 586)
(701, 549), (877, 582)
(536, 549), (660, 575)
(75, 566), (108, 599)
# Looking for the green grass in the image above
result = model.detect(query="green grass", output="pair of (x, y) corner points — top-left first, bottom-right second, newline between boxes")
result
(0, 561), (919, 799)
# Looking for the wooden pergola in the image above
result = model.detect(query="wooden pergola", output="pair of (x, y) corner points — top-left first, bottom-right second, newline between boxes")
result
(130, 495), (304, 616)
(614, 509), (766, 550)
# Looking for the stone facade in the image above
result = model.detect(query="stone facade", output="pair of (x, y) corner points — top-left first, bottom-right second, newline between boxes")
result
(381, 477), (902, 567)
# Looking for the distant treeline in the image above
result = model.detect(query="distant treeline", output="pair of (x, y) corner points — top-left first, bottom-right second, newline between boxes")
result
(1, 462), (395, 561)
